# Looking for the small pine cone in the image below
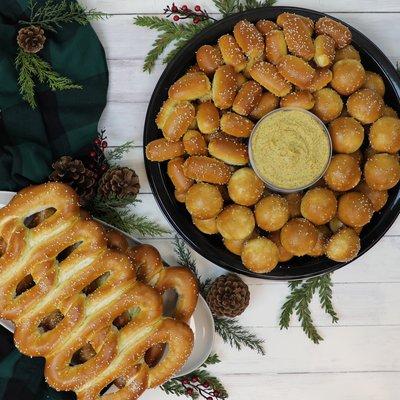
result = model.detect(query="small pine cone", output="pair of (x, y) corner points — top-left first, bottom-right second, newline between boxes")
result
(49, 156), (97, 206)
(17, 25), (46, 54)
(206, 274), (250, 318)
(98, 167), (140, 199)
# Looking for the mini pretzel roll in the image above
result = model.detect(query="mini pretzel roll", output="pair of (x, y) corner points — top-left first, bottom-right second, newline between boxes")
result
(168, 72), (211, 101)
(362, 71), (385, 97)
(156, 99), (195, 141)
(233, 20), (264, 63)
(312, 88), (343, 123)
(232, 80), (263, 116)
(314, 34), (336, 67)
(218, 34), (247, 72)
(236, 72), (247, 87)
(347, 88), (384, 124)
(334, 44), (360, 62)
(338, 191), (374, 228)
(329, 117), (364, 154)
(307, 68), (332, 92)
(324, 154), (361, 191)
(217, 204), (255, 240)
(187, 64), (201, 73)
(369, 117), (400, 153)
(277, 12), (314, 36)
(228, 167), (264, 206)
(364, 153), (400, 190)
(356, 181), (388, 212)
(331, 59), (366, 96)
(183, 155), (232, 185)
(255, 194), (290, 232)
(250, 92), (279, 119)
(220, 112), (255, 138)
(280, 218), (318, 256)
(185, 182), (223, 220)
(241, 237), (279, 273)
(280, 14), (315, 61)
(326, 227), (360, 262)
(286, 192), (302, 218)
(196, 45), (224, 75)
(315, 17), (352, 49)
(256, 19), (279, 35)
(146, 138), (184, 162)
(300, 187), (337, 225)
(167, 157), (194, 201)
(196, 101), (220, 134)
(265, 30), (288, 65)
(193, 216), (218, 235)
(383, 105), (398, 118)
(183, 130), (207, 155)
(212, 64), (239, 109)
(249, 61), (292, 97)
(280, 90), (315, 110)
(208, 135), (249, 166)
(277, 55), (315, 88)
(269, 230), (293, 262)
(308, 225), (331, 257)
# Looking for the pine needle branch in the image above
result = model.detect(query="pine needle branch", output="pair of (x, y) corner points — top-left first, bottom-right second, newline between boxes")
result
(214, 316), (266, 355)
(202, 353), (221, 367)
(318, 274), (339, 324)
(106, 141), (135, 165)
(173, 235), (199, 278)
(213, 0), (240, 16)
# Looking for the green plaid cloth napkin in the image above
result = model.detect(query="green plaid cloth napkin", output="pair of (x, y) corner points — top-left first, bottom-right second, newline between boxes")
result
(0, 0), (108, 398)
(0, 0), (108, 191)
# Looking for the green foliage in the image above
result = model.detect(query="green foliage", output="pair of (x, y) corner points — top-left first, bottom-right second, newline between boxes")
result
(202, 353), (221, 367)
(15, 48), (81, 108)
(173, 235), (200, 279)
(106, 141), (135, 166)
(214, 0), (276, 15)
(23, 0), (108, 32)
(279, 274), (339, 344)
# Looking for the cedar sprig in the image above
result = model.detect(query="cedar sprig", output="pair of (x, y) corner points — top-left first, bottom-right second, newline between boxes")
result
(15, 48), (82, 108)
(106, 141), (135, 166)
(22, 0), (109, 32)
(173, 235), (200, 279)
(279, 274), (339, 344)
(214, 0), (276, 16)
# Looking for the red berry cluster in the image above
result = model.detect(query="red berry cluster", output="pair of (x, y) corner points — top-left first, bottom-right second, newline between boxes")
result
(179, 374), (225, 399)
(164, 3), (217, 24)
(85, 130), (109, 175)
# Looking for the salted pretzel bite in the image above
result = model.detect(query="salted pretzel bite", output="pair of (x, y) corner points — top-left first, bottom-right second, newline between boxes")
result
(146, 138), (184, 162)
(280, 91), (315, 110)
(314, 34), (336, 67)
(256, 19), (279, 35)
(324, 154), (361, 191)
(168, 72), (211, 101)
(312, 88), (343, 122)
(356, 181), (388, 212)
(105, 228), (129, 253)
(308, 225), (331, 257)
(183, 130), (207, 155)
(241, 237), (279, 273)
(362, 71), (385, 97)
(277, 55), (316, 88)
(269, 230), (293, 262)
(369, 117), (400, 153)
(193, 217), (218, 234)
(233, 20), (264, 67)
(334, 44), (360, 62)
(208, 135), (249, 166)
(383, 105), (398, 118)
(277, 12), (314, 35)
(220, 112), (255, 138)
(167, 157), (194, 202)
(307, 67), (332, 92)
(250, 92), (279, 119)
(364, 153), (400, 190)
(326, 227), (360, 262)
(331, 59), (366, 96)
(347, 88), (384, 124)
(212, 64), (239, 109)
(196, 44), (224, 75)
(255, 194), (290, 232)
(228, 167), (264, 206)
(217, 204), (255, 240)
(232, 80), (262, 116)
(218, 34), (247, 72)
(183, 156), (232, 184)
(249, 61), (292, 97)
(265, 30), (287, 65)
(286, 192), (302, 218)
(196, 101), (220, 134)
(329, 117), (364, 154)
(338, 192), (374, 228)
(280, 218), (318, 256)
(315, 17), (352, 49)
(300, 187), (337, 225)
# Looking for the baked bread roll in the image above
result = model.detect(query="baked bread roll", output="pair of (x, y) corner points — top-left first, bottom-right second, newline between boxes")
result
(324, 154), (361, 191)
(196, 101), (220, 134)
(331, 59), (366, 96)
(383, 105), (398, 118)
(362, 71), (385, 97)
(364, 153), (400, 190)
(168, 72), (211, 101)
(347, 88), (384, 124)
(183, 130), (207, 155)
(212, 64), (239, 109)
(315, 17), (352, 49)
(255, 194), (290, 232)
(241, 237), (279, 273)
(185, 182), (223, 220)
(369, 116), (400, 153)
(308, 225), (330, 257)
(183, 155), (232, 184)
(338, 191), (374, 227)
(314, 34), (336, 67)
(250, 92), (279, 119)
(277, 13), (314, 36)
(233, 20), (264, 65)
(286, 192), (302, 218)
(249, 61), (292, 97)
(256, 19), (279, 35)
(329, 117), (364, 154)
(277, 55), (316, 88)
(326, 227), (360, 262)
(167, 157), (194, 202)
(269, 230), (293, 262)
(208, 135), (249, 166)
(218, 34), (247, 72)
(280, 218), (318, 256)
(334, 44), (360, 62)
(356, 181), (388, 212)
(217, 204), (255, 240)
(300, 187), (337, 225)
(146, 138), (184, 161)
(232, 80), (262, 116)
(307, 67), (332, 92)
(220, 112), (255, 138)
(156, 99), (195, 141)
(280, 90), (315, 110)
(265, 30), (288, 65)
(228, 167), (264, 206)
(312, 88), (343, 122)
(196, 45), (224, 75)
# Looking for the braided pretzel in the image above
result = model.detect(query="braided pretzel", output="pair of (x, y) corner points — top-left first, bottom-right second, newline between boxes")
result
(0, 183), (194, 400)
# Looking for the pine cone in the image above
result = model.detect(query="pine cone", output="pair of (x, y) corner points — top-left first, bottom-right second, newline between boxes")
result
(17, 25), (46, 54)
(98, 167), (140, 199)
(206, 274), (250, 318)
(49, 156), (97, 206)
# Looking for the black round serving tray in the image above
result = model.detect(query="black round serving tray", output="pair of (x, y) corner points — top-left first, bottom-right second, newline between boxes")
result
(144, 6), (400, 280)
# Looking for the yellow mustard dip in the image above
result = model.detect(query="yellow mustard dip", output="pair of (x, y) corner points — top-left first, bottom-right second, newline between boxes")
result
(250, 109), (331, 190)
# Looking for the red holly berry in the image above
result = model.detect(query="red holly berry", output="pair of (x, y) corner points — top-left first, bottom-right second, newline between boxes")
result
(186, 388), (193, 396)
(207, 397), (213, 400)
(194, 5), (201, 11)
(182, 379), (189, 385)
(94, 138), (101, 146)
(203, 381), (210, 388)
(101, 164), (107, 171)
(191, 376), (198, 383)
(193, 17), (200, 24)
(90, 151), (96, 158)
(171, 3), (178, 12)
(173, 15), (180, 21)
(213, 390), (220, 397)
(181, 5), (188, 11)
(101, 141), (108, 148)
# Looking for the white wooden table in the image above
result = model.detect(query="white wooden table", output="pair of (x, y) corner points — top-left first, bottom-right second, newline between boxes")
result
(81, 1), (400, 398)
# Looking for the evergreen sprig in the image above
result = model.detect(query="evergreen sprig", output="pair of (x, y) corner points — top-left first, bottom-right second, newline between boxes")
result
(106, 141), (135, 166)
(173, 235), (199, 278)
(215, 0), (276, 15)
(279, 274), (339, 344)
(15, 48), (82, 108)
(22, 0), (108, 32)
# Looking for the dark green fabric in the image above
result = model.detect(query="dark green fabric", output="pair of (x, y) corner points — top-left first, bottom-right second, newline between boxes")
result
(0, 0), (109, 191)
(0, 0), (108, 398)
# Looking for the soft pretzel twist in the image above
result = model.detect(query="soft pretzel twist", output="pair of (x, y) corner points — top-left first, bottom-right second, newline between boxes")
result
(0, 183), (194, 400)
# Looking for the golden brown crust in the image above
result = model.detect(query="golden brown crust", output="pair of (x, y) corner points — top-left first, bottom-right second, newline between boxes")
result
(241, 237), (279, 273)
(331, 59), (366, 96)
(362, 71), (385, 97)
(232, 80), (263, 116)
(196, 101), (220, 134)
(183, 155), (232, 184)
(208, 135), (249, 166)
(334, 44), (360, 62)
(220, 112), (255, 138)
(329, 117), (364, 154)
(218, 34), (247, 72)
(312, 87), (343, 122)
(315, 17), (352, 49)
(196, 45), (224, 75)
(325, 227), (360, 262)
(265, 30), (288, 65)
(314, 34), (336, 67)
(307, 67), (333, 92)
(369, 117), (400, 153)
(300, 187), (337, 225)
(268, 230), (293, 262)
(146, 138), (184, 161)
(255, 195), (290, 232)
(193, 216), (218, 234)
(277, 55), (315, 88)
(347, 88), (384, 124)
(338, 192), (374, 228)
(185, 182), (223, 220)
(280, 218), (318, 256)
(183, 130), (207, 155)
(280, 90), (315, 110)
(250, 92), (279, 119)
(364, 153), (400, 190)
(217, 204), (255, 240)
(324, 154), (361, 191)
(233, 20), (264, 63)
(356, 181), (388, 212)
(212, 64), (239, 109)
(227, 167), (264, 206)
(168, 72), (211, 101)
(277, 13), (314, 36)
(167, 157), (194, 201)
(256, 19), (279, 36)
